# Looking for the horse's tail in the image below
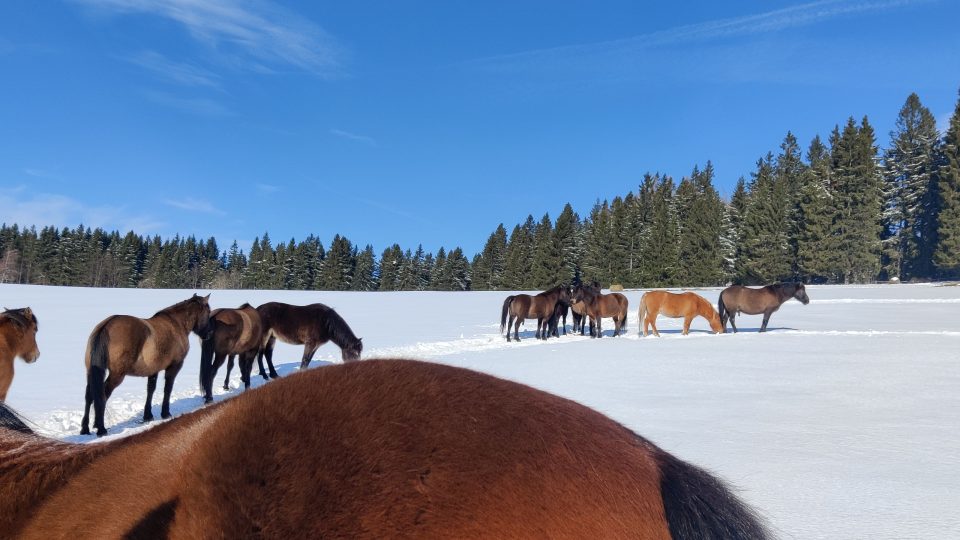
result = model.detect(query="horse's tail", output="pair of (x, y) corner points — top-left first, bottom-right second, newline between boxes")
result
(87, 325), (110, 414)
(717, 292), (727, 329)
(655, 447), (770, 540)
(199, 318), (218, 390)
(637, 294), (648, 335)
(500, 296), (514, 334)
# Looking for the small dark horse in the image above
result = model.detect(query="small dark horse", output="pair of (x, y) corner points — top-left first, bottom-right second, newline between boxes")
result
(256, 302), (362, 376)
(1, 359), (770, 539)
(80, 294), (211, 436)
(571, 281), (601, 336)
(572, 283), (628, 337)
(500, 285), (572, 341)
(0, 307), (40, 402)
(199, 303), (264, 403)
(719, 283), (810, 333)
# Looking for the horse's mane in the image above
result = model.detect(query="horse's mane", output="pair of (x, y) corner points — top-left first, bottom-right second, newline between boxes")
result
(0, 403), (34, 434)
(238, 303), (253, 309)
(0, 308), (36, 330)
(154, 296), (203, 318)
(322, 306), (360, 346)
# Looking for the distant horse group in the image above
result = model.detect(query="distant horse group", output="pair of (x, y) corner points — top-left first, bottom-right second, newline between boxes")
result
(0, 293), (363, 437)
(1, 359), (770, 539)
(502, 282), (810, 340)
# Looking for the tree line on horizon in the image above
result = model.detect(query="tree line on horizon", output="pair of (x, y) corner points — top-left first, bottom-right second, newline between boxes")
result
(2, 90), (959, 291)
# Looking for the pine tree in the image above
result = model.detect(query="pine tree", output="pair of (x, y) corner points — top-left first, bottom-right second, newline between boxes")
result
(351, 244), (379, 291)
(553, 204), (580, 285)
(472, 224), (508, 290)
(530, 213), (562, 288)
(882, 93), (942, 280)
(739, 155), (792, 283)
(503, 216), (536, 289)
(378, 244), (404, 291)
(934, 89), (960, 278)
(797, 136), (840, 282)
(637, 177), (680, 286)
(315, 235), (354, 290)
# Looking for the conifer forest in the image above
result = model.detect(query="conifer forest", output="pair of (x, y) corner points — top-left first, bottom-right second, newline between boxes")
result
(3, 91), (960, 291)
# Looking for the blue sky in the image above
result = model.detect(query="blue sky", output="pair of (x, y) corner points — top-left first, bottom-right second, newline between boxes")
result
(1, 0), (958, 256)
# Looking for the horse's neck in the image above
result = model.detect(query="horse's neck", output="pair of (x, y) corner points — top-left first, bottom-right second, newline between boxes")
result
(0, 434), (101, 531)
(154, 307), (193, 333)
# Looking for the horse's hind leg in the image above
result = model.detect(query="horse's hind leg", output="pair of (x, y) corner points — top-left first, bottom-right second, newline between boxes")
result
(143, 374), (158, 422)
(513, 317), (522, 342)
(80, 381), (93, 435)
(95, 371), (125, 436)
(239, 353), (255, 389)
(728, 313), (739, 333)
(262, 335), (279, 378)
(160, 361), (184, 419)
(506, 314), (515, 342)
(223, 354), (235, 390)
(649, 317), (661, 337)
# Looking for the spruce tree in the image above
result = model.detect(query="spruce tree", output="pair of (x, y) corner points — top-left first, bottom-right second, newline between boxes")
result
(934, 89), (960, 278)
(797, 135), (840, 282)
(553, 204), (580, 285)
(739, 154), (792, 283)
(351, 244), (379, 291)
(531, 213), (561, 288)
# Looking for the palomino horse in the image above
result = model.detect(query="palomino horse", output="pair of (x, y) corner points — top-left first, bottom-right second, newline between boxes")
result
(719, 283), (810, 333)
(572, 283), (628, 337)
(638, 291), (724, 337)
(0, 307), (40, 402)
(256, 302), (362, 376)
(199, 303), (263, 403)
(0, 359), (770, 539)
(80, 294), (211, 437)
(500, 285), (572, 341)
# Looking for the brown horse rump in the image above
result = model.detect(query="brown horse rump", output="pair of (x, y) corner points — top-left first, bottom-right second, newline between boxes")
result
(1, 359), (770, 539)
(200, 303), (264, 401)
(0, 307), (40, 402)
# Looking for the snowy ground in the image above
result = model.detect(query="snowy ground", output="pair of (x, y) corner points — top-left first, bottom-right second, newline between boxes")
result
(2, 283), (958, 539)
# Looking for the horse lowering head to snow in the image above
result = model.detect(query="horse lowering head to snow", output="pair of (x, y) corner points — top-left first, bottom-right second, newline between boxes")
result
(1, 358), (770, 539)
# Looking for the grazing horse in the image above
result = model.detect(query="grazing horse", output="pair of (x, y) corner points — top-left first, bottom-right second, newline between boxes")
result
(719, 283), (810, 333)
(638, 291), (724, 337)
(500, 285), (572, 341)
(572, 283), (628, 337)
(0, 359), (771, 539)
(0, 307), (40, 402)
(199, 303), (264, 403)
(256, 302), (362, 377)
(80, 294), (212, 437)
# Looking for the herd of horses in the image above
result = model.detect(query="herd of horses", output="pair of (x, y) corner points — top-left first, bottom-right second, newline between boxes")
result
(0, 284), (806, 537)
(501, 282), (810, 341)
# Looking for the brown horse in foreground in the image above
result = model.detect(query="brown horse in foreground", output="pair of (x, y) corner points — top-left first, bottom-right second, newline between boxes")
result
(0, 359), (770, 539)
(500, 285), (572, 341)
(199, 303), (263, 403)
(572, 283), (628, 337)
(80, 294), (212, 437)
(638, 291), (724, 337)
(256, 302), (362, 377)
(0, 307), (40, 402)
(719, 283), (810, 333)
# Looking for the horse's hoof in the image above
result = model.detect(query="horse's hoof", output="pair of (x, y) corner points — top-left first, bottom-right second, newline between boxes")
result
(96, 428), (108, 437)
(270, 372), (279, 379)
(203, 396), (213, 404)
(161, 411), (171, 420)
(143, 414), (154, 423)
(222, 384), (230, 390)
(79, 426), (90, 435)
(261, 374), (270, 381)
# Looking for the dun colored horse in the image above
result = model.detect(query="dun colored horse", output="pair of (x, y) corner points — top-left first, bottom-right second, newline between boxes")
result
(719, 283), (810, 333)
(572, 283), (628, 337)
(256, 302), (362, 376)
(570, 281), (600, 335)
(0, 359), (770, 539)
(0, 307), (40, 402)
(199, 303), (264, 403)
(80, 294), (212, 437)
(638, 291), (724, 337)
(500, 285), (572, 341)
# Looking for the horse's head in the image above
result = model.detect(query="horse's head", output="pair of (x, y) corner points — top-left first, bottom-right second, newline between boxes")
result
(708, 309), (725, 334)
(793, 284), (810, 305)
(342, 338), (363, 362)
(191, 294), (214, 339)
(558, 284), (573, 304)
(2, 307), (40, 363)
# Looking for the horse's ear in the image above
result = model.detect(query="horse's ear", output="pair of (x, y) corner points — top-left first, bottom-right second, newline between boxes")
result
(22, 307), (32, 318)
(204, 293), (211, 302)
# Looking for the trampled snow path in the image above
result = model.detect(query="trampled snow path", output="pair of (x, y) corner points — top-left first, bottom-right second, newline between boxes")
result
(2, 283), (959, 539)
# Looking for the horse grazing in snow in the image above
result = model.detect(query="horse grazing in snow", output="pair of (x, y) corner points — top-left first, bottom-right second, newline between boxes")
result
(638, 291), (724, 336)
(719, 283), (810, 333)
(1, 359), (770, 539)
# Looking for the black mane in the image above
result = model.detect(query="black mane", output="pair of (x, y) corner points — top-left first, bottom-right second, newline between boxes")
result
(0, 403), (34, 434)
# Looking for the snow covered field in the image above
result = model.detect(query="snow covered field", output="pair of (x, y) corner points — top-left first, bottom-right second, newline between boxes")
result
(2, 283), (958, 539)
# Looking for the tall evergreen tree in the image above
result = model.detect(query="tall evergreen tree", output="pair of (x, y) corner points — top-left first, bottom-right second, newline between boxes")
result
(935, 89), (960, 278)
(739, 154), (792, 283)
(797, 135), (841, 282)
(832, 117), (883, 282)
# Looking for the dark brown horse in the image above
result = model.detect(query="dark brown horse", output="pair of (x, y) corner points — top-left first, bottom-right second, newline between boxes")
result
(572, 283), (629, 337)
(199, 303), (264, 403)
(256, 302), (362, 376)
(500, 285), (572, 341)
(80, 294), (212, 437)
(638, 291), (724, 336)
(1, 359), (770, 539)
(570, 281), (600, 336)
(0, 307), (40, 402)
(719, 283), (810, 333)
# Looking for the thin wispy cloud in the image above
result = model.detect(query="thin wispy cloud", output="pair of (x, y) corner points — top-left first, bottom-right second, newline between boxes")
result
(467, 0), (933, 72)
(163, 197), (226, 216)
(0, 187), (166, 233)
(72, 0), (344, 76)
(256, 183), (281, 193)
(143, 89), (233, 116)
(23, 168), (61, 180)
(124, 50), (222, 89)
(330, 128), (378, 147)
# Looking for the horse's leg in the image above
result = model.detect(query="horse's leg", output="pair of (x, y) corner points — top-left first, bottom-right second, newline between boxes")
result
(760, 311), (773, 332)
(255, 347), (270, 380)
(728, 312), (738, 333)
(300, 342), (321, 369)
(223, 354), (235, 390)
(80, 380), (93, 435)
(650, 317), (661, 337)
(239, 353), (255, 389)
(96, 371), (125, 436)
(513, 317), (522, 342)
(682, 315), (693, 336)
(595, 316), (603, 338)
(506, 314), (515, 342)
(160, 361), (184, 419)
(537, 317), (544, 340)
(203, 352), (227, 403)
(263, 335), (279, 378)
(143, 374), (158, 422)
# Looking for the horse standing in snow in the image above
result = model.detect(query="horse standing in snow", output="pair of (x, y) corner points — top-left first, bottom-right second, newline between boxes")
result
(572, 282), (628, 337)
(199, 303), (264, 403)
(719, 283), (810, 333)
(638, 291), (724, 336)
(79, 294), (211, 436)
(0, 307), (39, 402)
(1, 359), (770, 539)
(500, 284), (572, 341)
(255, 302), (362, 379)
